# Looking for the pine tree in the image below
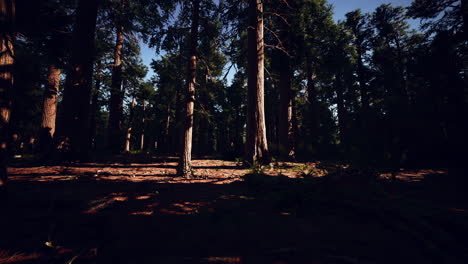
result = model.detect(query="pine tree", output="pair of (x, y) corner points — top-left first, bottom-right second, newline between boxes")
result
(245, 0), (270, 165)
(108, 0), (126, 153)
(178, 0), (200, 178)
(61, 0), (99, 160)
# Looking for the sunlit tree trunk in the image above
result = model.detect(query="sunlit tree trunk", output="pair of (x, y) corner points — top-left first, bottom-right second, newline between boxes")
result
(124, 97), (136, 153)
(61, 0), (98, 160)
(108, 0), (125, 153)
(39, 64), (61, 156)
(178, 0), (199, 178)
(245, 0), (270, 165)
(0, 0), (15, 190)
(140, 100), (145, 151)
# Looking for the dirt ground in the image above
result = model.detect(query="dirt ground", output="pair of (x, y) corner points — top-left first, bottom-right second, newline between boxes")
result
(1, 157), (467, 264)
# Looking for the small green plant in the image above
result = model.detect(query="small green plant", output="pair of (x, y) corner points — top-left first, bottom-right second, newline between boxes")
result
(234, 157), (243, 167)
(249, 161), (265, 175)
(296, 163), (323, 178)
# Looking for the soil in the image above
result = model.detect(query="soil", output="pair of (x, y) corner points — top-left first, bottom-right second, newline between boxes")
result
(0, 157), (466, 264)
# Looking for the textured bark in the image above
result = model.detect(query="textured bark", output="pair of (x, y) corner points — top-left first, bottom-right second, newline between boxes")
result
(278, 33), (294, 160)
(61, 0), (98, 160)
(124, 98), (136, 153)
(39, 64), (61, 155)
(108, 0), (125, 153)
(245, 0), (270, 165)
(0, 0), (14, 190)
(140, 100), (145, 151)
(178, 0), (199, 178)
(89, 60), (102, 150)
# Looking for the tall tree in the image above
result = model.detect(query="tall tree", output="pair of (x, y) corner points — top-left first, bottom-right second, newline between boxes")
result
(178, 0), (200, 178)
(344, 9), (371, 113)
(39, 64), (61, 157)
(372, 4), (410, 178)
(108, 0), (126, 153)
(0, 0), (15, 190)
(124, 97), (136, 153)
(275, 0), (295, 160)
(61, 0), (99, 160)
(409, 0), (468, 181)
(245, 0), (270, 165)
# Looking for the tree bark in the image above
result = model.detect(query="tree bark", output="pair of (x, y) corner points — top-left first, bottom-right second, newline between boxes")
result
(0, 0), (15, 190)
(89, 60), (102, 150)
(140, 99), (145, 151)
(61, 0), (98, 161)
(245, 0), (270, 165)
(39, 64), (61, 156)
(124, 97), (136, 153)
(178, 0), (199, 178)
(108, 0), (125, 153)
(278, 33), (294, 160)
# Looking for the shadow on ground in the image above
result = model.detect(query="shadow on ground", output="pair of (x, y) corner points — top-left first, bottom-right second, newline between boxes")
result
(1, 160), (467, 264)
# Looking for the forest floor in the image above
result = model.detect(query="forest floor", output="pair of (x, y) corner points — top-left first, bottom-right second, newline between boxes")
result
(1, 156), (468, 264)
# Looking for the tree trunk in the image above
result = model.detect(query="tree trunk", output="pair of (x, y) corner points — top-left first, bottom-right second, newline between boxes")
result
(278, 37), (294, 160)
(39, 64), (61, 156)
(89, 60), (102, 150)
(163, 102), (171, 154)
(305, 54), (320, 156)
(108, 0), (125, 153)
(178, 0), (199, 178)
(61, 0), (98, 161)
(356, 50), (369, 112)
(140, 100), (145, 151)
(245, 0), (270, 165)
(0, 0), (15, 190)
(335, 72), (347, 153)
(124, 97), (136, 153)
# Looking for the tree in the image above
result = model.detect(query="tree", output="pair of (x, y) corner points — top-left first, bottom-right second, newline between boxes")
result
(40, 64), (61, 157)
(408, 0), (468, 182)
(108, 0), (126, 153)
(178, 0), (200, 178)
(0, 0), (15, 190)
(61, 0), (99, 160)
(273, 0), (295, 160)
(344, 9), (371, 113)
(245, 0), (270, 165)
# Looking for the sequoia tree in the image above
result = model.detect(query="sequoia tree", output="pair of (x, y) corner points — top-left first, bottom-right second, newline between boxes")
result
(245, 0), (270, 165)
(108, 0), (126, 153)
(61, 0), (99, 160)
(178, 0), (200, 178)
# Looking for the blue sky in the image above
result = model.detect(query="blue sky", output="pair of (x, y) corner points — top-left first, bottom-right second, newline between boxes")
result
(140, 0), (417, 81)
